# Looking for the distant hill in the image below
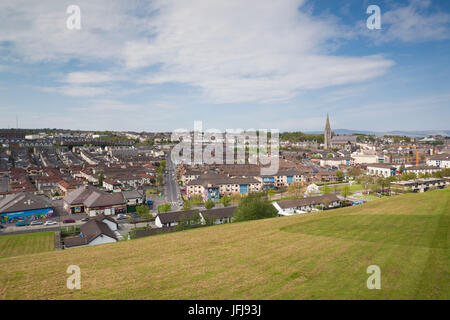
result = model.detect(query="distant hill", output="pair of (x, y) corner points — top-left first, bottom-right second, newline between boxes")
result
(1, 188), (448, 299)
(303, 129), (450, 137)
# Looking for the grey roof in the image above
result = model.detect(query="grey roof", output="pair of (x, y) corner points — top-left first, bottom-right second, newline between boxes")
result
(331, 135), (357, 142)
(428, 154), (450, 161)
(64, 215), (117, 248)
(83, 192), (125, 208)
(122, 190), (143, 200)
(64, 186), (125, 208)
(156, 209), (200, 224)
(186, 175), (260, 187)
(63, 185), (102, 205)
(201, 206), (236, 219)
(404, 166), (440, 170)
(0, 192), (51, 214)
(276, 194), (340, 209)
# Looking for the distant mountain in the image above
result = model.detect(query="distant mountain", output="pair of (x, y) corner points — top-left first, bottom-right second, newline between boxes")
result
(302, 129), (450, 138)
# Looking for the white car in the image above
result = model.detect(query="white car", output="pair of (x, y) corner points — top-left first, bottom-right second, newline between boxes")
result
(44, 220), (57, 226)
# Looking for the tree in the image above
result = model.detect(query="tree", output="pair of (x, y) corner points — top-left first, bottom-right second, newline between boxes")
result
(202, 213), (215, 226)
(233, 193), (277, 222)
(323, 185), (331, 194)
(230, 192), (242, 204)
(349, 167), (361, 179)
(175, 210), (201, 231)
(218, 196), (231, 207)
(182, 201), (192, 211)
(204, 199), (215, 210)
(287, 183), (297, 195)
(136, 204), (151, 220)
(98, 171), (104, 187)
(336, 170), (345, 182)
(322, 197), (331, 209)
(158, 203), (172, 213)
(267, 189), (276, 198)
(341, 185), (352, 200)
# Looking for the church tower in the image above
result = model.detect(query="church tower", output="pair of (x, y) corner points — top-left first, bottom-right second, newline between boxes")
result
(324, 113), (331, 150)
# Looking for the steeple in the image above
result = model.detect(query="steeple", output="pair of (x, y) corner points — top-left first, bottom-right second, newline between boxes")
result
(324, 113), (332, 150)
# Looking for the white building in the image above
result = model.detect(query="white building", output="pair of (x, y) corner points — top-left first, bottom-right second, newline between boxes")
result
(366, 164), (397, 178)
(426, 154), (450, 168)
(64, 215), (119, 248)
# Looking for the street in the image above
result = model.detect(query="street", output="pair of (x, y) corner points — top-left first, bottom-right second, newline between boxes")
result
(164, 150), (182, 209)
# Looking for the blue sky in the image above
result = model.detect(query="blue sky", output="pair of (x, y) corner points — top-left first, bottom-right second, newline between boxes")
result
(0, 0), (449, 132)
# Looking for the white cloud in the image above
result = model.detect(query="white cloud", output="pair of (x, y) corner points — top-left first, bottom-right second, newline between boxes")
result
(63, 72), (123, 84)
(43, 86), (109, 97)
(364, 0), (450, 43)
(124, 0), (394, 103)
(1, 0), (394, 104)
(76, 99), (144, 112)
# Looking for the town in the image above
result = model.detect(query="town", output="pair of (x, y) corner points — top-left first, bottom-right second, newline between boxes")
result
(1, 115), (449, 249)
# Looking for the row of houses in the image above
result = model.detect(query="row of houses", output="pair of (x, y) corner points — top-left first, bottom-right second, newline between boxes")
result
(366, 164), (442, 178)
(155, 206), (236, 228)
(273, 194), (341, 216)
(155, 193), (345, 228)
(63, 186), (144, 216)
(183, 167), (312, 201)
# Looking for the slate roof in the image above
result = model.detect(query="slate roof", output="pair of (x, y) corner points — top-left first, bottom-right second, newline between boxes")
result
(63, 186), (125, 208)
(83, 192), (125, 208)
(64, 215), (117, 248)
(156, 209), (200, 224)
(186, 175), (260, 187)
(428, 154), (450, 161)
(0, 192), (51, 214)
(122, 190), (143, 200)
(276, 194), (340, 209)
(201, 206), (236, 219)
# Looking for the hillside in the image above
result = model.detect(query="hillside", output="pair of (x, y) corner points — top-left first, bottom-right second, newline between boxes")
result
(0, 189), (448, 300)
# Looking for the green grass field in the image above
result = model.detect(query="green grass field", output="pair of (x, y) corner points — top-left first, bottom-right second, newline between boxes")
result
(323, 184), (364, 193)
(0, 189), (448, 300)
(0, 232), (55, 259)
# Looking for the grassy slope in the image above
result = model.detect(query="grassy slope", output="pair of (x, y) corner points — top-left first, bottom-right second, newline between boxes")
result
(0, 232), (54, 259)
(0, 189), (448, 300)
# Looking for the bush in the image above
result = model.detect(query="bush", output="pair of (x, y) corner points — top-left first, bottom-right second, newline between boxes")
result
(204, 199), (215, 210)
(158, 203), (172, 213)
(233, 193), (277, 222)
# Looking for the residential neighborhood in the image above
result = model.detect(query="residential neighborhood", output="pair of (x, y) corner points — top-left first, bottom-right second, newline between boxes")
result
(1, 116), (449, 249)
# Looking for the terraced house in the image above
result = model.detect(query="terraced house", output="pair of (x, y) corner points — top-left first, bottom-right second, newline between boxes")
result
(186, 175), (262, 201)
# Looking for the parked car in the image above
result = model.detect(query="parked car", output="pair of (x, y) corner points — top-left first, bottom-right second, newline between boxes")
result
(44, 220), (57, 226)
(116, 214), (127, 220)
(15, 220), (29, 227)
(81, 217), (89, 222)
(63, 219), (75, 224)
(131, 213), (141, 219)
(30, 220), (43, 226)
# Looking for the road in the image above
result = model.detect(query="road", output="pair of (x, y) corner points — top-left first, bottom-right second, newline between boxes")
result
(164, 150), (181, 207)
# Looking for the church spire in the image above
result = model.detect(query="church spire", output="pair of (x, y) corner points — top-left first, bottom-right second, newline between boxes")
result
(324, 113), (331, 150)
